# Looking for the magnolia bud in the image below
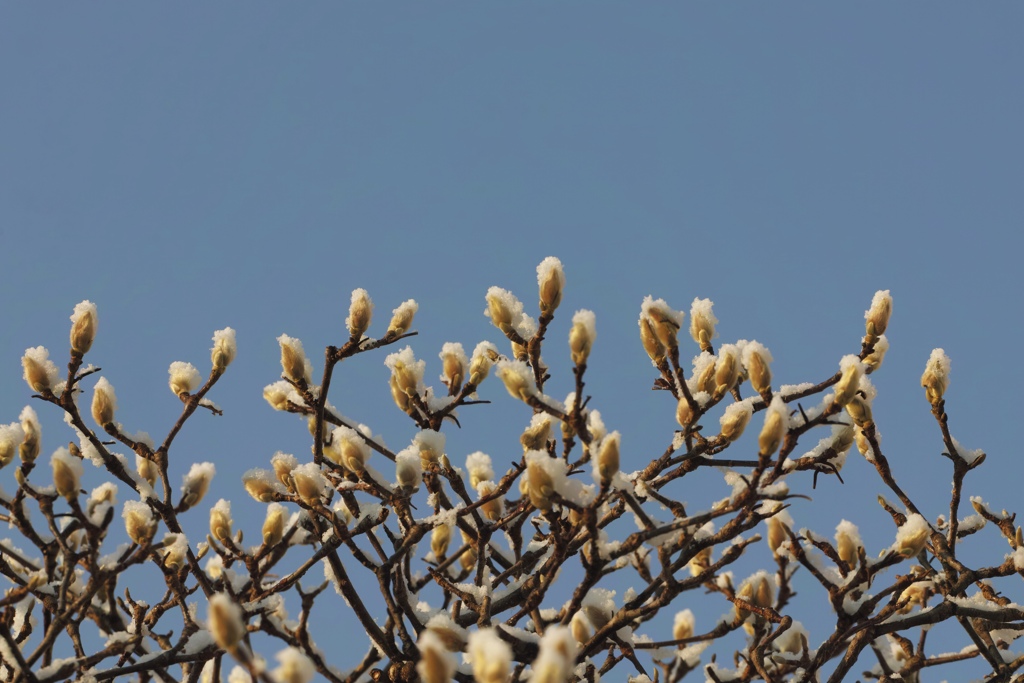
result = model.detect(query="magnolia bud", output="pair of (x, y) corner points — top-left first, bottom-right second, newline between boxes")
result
(638, 314), (666, 365)
(51, 447), (83, 500)
(331, 426), (370, 474)
(134, 454), (157, 488)
(714, 345), (740, 399)
(168, 361), (202, 398)
(263, 381), (294, 411)
(696, 356), (718, 395)
(537, 256), (565, 316)
(863, 335), (889, 371)
(416, 630), (457, 683)
(388, 351), (422, 398)
(263, 502), (287, 547)
(673, 609), (695, 642)
(346, 288), (374, 339)
(688, 546), (712, 577)
(160, 533), (188, 571)
(895, 514), (930, 558)
(209, 499), (233, 542)
(396, 449), (422, 491)
(520, 418), (552, 453)
(18, 407), (39, 465)
(272, 647), (316, 683)
(243, 469), (279, 502)
(123, 500), (156, 546)
(22, 347), (58, 394)
(387, 299), (418, 336)
(277, 335), (310, 384)
(0, 423), (21, 468)
(833, 357), (863, 407)
(486, 288), (517, 336)
(468, 342), (497, 386)
(595, 432), (620, 486)
(414, 430), (446, 469)
(719, 401), (753, 443)
(468, 628), (512, 683)
(91, 377), (118, 427)
(496, 360), (534, 402)
(689, 298), (718, 352)
(766, 516), (788, 557)
(180, 462), (215, 510)
(431, 524), (451, 560)
(742, 343), (773, 396)
(271, 452), (298, 489)
(525, 451), (559, 511)
(569, 309), (596, 365)
(465, 451), (494, 489)
(835, 520), (862, 567)
(210, 327), (237, 374)
(921, 348), (950, 407)
(290, 463), (326, 505)
(458, 529), (477, 572)
(208, 593), (245, 652)
(844, 394), (873, 427)
(70, 301), (98, 356)
(758, 397), (788, 457)
(570, 612), (592, 645)
(438, 342), (467, 396)
(675, 397), (693, 429)
(864, 290), (892, 341)
(477, 481), (504, 522)
(642, 297), (682, 350)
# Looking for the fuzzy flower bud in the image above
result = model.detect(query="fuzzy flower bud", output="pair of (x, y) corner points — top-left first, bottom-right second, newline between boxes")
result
(431, 523), (451, 560)
(568, 309), (596, 366)
(835, 520), (862, 567)
(570, 612), (592, 645)
(168, 361), (202, 398)
(496, 360), (535, 402)
(387, 299), (418, 336)
(385, 347), (424, 399)
(521, 415), (552, 452)
(207, 593), (245, 652)
(595, 431), (620, 486)
(0, 422), (22, 468)
(719, 400), (753, 443)
(638, 314), (666, 365)
(675, 396), (693, 430)
(673, 609), (695, 642)
(921, 348), (950, 407)
(22, 347), (59, 394)
(742, 342), (773, 396)
(123, 500), (156, 546)
(525, 450), (564, 511)
(136, 454), (157, 487)
(180, 462), (215, 511)
(689, 298), (718, 352)
(416, 630), (457, 683)
(465, 452), (494, 489)
(714, 344), (741, 399)
(91, 377), (118, 427)
(468, 628), (512, 683)
(485, 287), (519, 337)
(277, 335), (311, 384)
(51, 447), (83, 500)
(395, 448), (422, 491)
(863, 334), (889, 371)
(263, 502), (287, 547)
(439, 342), (467, 395)
(19, 407), (40, 464)
(271, 452), (298, 489)
(272, 647), (316, 683)
(758, 396), (789, 457)
(468, 342), (497, 386)
(476, 481), (504, 521)
(833, 356), (864, 407)
(346, 288), (374, 339)
(330, 426), (371, 474)
(641, 296), (683, 351)
(291, 462), (326, 505)
(845, 394), (873, 427)
(70, 301), (98, 356)
(211, 327), (237, 374)
(209, 499), (233, 542)
(895, 514), (930, 558)
(865, 290), (892, 341)
(537, 256), (566, 316)
(243, 469), (280, 502)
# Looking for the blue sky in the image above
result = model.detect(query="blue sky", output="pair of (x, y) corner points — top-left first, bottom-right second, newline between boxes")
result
(1, 5), (1022, 680)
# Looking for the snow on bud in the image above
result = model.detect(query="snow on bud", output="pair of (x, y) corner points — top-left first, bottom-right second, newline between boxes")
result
(22, 346), (59, 394)
(386, 299), (418, 337)
(385, 346), (425, 398)
(425, 613), (468, 652)
(758, 396), (789, 457)
(485, 286), (521, 337)
(263, 502), (287, 547)
(675, 396), (693, 429)
(719, 400), (754, 443)
(764, 503), (792, 557)
(330, 426), (371, 474)
(465, 451), (494, 489)
(123, 500), (156, 546)
(207, 593), (245, 652)
(689, 298), (718, 352)
(525, 450), (566, 511)
(19, 406), (40, 464)
(835, 520), (862, 567)
(568, 309), (596, 365)
(537, 256), (566, 316)
(168, 361), (202, 398)
(0, 422), (24, 468)
(69, 300), (98, 356)
(735, 572), (774, 624)
(431, 523), (451, 559)
(159, 533), (188, 571)
(921, 348), (950, 407)
(476, 481), (504, 521)
(271, 646), (316, 683)
(468, 627), (512, 683)
(688, 546), (712, 577)
(521, 413), (553, 452)
(211, 327), (237, 374)
(855, 426), (872, 456)
(673, 609), (695, 642)
(775, 620), (808, 654)
(291, 462), (326, 504)
(414, 430), (446, 469)
(416, 630), (457, 683)
(395, 448), (422, 491)
(638, 313), (666, 365)
(845, 394), (873, 427)
(570, 611), (593, 645)
(864, 289), (892, 341)
(641, 296), (683, 350)
(346, 288), (374, 339)
(468, 341), (498, 386)
(277, 334), (311, 384)
(833, 356), (864, 407)
(864, 334), (889, 371)
(51, 447), (83, 500)
(271, 452), (298, 489)
(439, 342), (467, 394)
(91, 377), (117, 427)
(209, 499), (233, 542)
(180, 462), (215, 510)
(242, 469), (280, 502)
(581, 588), (616, 632)
(595, 431), (620, 486)
(714, 344), (741, 399)
(533, 626), (576, 683)
(496, 359), (535, 402)
(263, 380), (295, 411)
(895, 513), (930, 558)
(741, 342), (773, 396)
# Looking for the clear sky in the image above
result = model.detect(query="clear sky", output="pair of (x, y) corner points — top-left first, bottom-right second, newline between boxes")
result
(1, 5), (1022, 681)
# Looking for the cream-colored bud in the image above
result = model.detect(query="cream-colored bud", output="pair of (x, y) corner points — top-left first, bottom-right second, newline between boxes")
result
(19, 407), (39, 464)
(459, 529), (477, 571)
(243, 469), (278, 502)
(208, 593), (245, 652)
(526, 455), (556, 511)
(209, 499), (233, 542)
(465, 451), (494, 489)
(719, 401), (753, 443)
(835, 521), (862, 567)
(70, 301), (98, 356)
(646, 303), (681, 350)
(180, 463), (215, 511)
(537, 256), (565, 316)
(416, 630), (457, 683)
(697, 357), (718, 395)
(895, 514), (930, 558)
(440, 343), (466, 394)
(389, 374), (412, 413)
(210, 327), (237, 374)
(496, 361), (534, 402)
(570, 612), (592, 644)
(714, 346), (740, 399)
(468, 346), (494, 386)
(863, 334), (889, 371)
(387, 299), (418, 336)
(477, 481), (504, 522)
(0, 423), (21, 468)
(414, 431), (446, 469)
(688, 546), (712, 577)
(271, 452), (298, 489)
(568, 309), (596, 366)
(168, 361), (202, 398)
(431, 524), (451, 560)
(638, 315), (666, 364)
(91, 377), (117, 427)
(396, 450), (422, 491)
(263, 381), (293, 411)
(864, 290), (892, 340)
(272, 647), (316, 683)
(263, 503), (287, 547)
(766, 516), (789, 557)
(468, 628), (512, 683)
(291, 463), (326, 505)
(833, 359), (863, 407)
(673, 609), (695, 642)
(520, 419), (552, 452)
(689, 298), (718, 352)
(486, 289), (516, 336)
(844, 394), (873, 427)
(277, 335), (310, 384)
(123, 500), (156, 546)
(596, 432), (620, 486)
(391, 360), (420, 398)
(854, 427), (872, 456)
(744, 346), (772, 396)
(921, 348), (950, 407)
(346, 288), (374, 339)
(51, 448), (83, 500)
(675, 397), (693, 430)
(425, 614), (468, 653)
(758, 398), (788, 457)
(159, 534), (187, 571)
(332, 427), (370, 474)
(22, 347), (58, 394)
